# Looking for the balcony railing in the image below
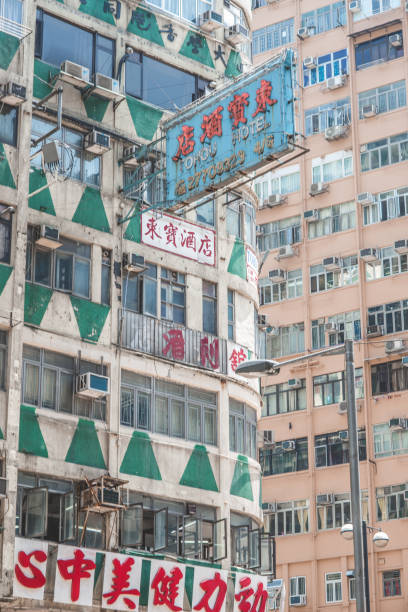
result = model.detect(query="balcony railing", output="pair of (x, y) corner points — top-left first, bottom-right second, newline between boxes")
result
(0, 15), (31, 39)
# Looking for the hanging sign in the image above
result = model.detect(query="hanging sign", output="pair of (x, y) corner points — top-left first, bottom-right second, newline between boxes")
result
(13, 538), (49, 601)
(102, 552), (143, 611)
(192, 567), (229, 612)
(246, 247), (258, 287)
(148, 559), (186, 612)
(233, 573), (269, 612)
(54, 545), (96, 607)
(227, 342), (251, 377)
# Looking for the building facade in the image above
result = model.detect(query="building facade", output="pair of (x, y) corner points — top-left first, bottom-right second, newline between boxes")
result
(253, 0), (408, 609)
(0, 0), (275, 609)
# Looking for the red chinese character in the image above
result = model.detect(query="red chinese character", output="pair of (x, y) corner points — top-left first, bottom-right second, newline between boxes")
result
(228, 93), (249, 129)
(229, 348), (246, 372)
(193, 572), (227, 612)
(164, 222), (178, 248)
(172, 125), (195, 161)
(103, 557), (140, 610)
(145, 217), (161, 240)
(252, 79), (277, 118)
(200, 105), (223, 143)
(15, 550), (47, 590)
(57, 549), (96, 603)
(151, 566), (183, 611)
(200, 337), (219, 370)
(162, 329), (185, 360)
(235, 578), (268, 612)
(198, 236), (212, 258)
(180, 230), (197, 251)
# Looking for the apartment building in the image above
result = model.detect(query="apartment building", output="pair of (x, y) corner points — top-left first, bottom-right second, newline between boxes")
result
(252, 0), (408, 609)
(0, 0), (280, 609)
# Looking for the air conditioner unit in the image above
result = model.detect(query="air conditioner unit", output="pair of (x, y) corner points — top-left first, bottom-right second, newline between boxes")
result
(262, 502), (277, 512)
(265, 194), (287, 207)
(225, 24), (249, 45)
(0, 477), (7, 499)
(1, 81), (26, 105)
(123, 253), (147, 275)
(325, 125), (348, 141)
(389, 417), (408, 430)
(394, 239), (408, 254)
(326, 322), (339, 333)
(290, 595), (306, 606)
(34, 225), (62, 249)
(277, 245), (294, 259)
(385, 340), (406, 353)
(323, 256), (341, 271)
(263, 430), (275, 446)
(338, 401), (347, 414)
(287, 378), (302, 389)
(282, 440), (295, 451)
(349, 0), (360, 12)
(267, 326), (280, 336)
(198, 10), (223, 32)
(304, 56), (317, 69)
(60, 60), (90, 86)
(366, 324), (383, 337)
(93, 73), (122, 101)
(80, 485), (123, 512)
(402, 355), (408, 367)
(84, 130), (111, 155)
(269, 268), (286, 283)
(360, 247), (379, 262)
(322, 75), (347, 91)
(76, 372), (110, 398)
(389, 33), (402, 48)
(362, 104), (377, 118)
(123, 145), (144, 167)
(316, 493), (333, 505)
(297, 26), (314, 39)
(304, 209), (319, 222)
(357, 192), (374, 205)
(310, 182), (329, 196)
(339, 430), (349, 441)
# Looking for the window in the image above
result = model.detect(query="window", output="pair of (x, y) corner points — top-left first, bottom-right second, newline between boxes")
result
(317, 492), (368, 531)
(161, 268), (185, 324)
(366, 246), (408, 281)
(265, 323), (305, 359)
(123, 165), (166, 206)
(383, 570), (401, 597)
(230, 513), (274, 571)
(0, 205), (12, 264)
(31, 117), (100, 186)
(363, 186), (408, 226)
(301, 2), (346, 35)
(125, 52), (208, 112)
(262, 379), (306, 416)
(1, 0), (22, 23)
(260, 438), (308, 476)
(377, 484), (408, 520)
(361, 132), (408, 172)
(252, 18), (294, 55)
(256, 216), (301, 252)
(124, 263), (157, 317)
(254, 164), (300, 201)
(310, 255), (358, 294)
(290, 576), (306, 600)
(326, 573), (342, 603)
(229, 400), (256, 458)
(264, 499), (309, 536)
(305, 98), (351, 137)
(312, 151), (353, 183)
(203, 281), (217, 335)
(226, 196), (256, 247)
(308, 202), (355, 239)
(228, 289), (235, 341)
(26, 228), (92, 299)
(304, 49), (348, 87)
(374, 423), (408, 458)
(359, 80), (406, 119)
(349, 577), (356, 600)
(0, 331), (7, 390)
(368, 300), (408, 336)
(196, 198), (215, 227)
(259, 270), (302, 306)
(120, 372), (217, 445)
(101, 250), (111, 306)
(35, 10), (114, 77)
(0, 103), (17, 147)
(355, 31), (404, 71)
(353, 0), (393, 18)
(371, 359), (408, 395)
(312, 311), (361, 350)
(22, 346), (106, 420)
(315, 429), (366, 467)
(313, 368), (363, 406)
(147, 0), (211, 24)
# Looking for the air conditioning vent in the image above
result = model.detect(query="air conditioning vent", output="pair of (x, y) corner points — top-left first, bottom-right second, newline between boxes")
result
(338, 401), (347, 414)
(34, 225), (62, 249)
(362, 104), (377, 118)
(282, 440), (295, 451)
(277, 245), (294, 259)
(0, 477), (7, 499)
(60, 60), (90, 86)
(264, 194), (287, 207)
(316, 493), (333, 505)
(366, 324), (383, 337)
(339, 430), (349, 441)
(290, 595), (306, 606)
(394, 239), (408, 254)
(123, 253), (147, 275)
(360, 247), (379, 262)
(322, 75), (347, 91)
(198, 10), (223, 32)
(297, 26), (314, 39)
(304, 56), (317, 69)
(304, 209), (319, 222)
(310, 182), (328, 196)
(357, 192), (374, 205)
(323, 256), (341, 271)
(1, 81), (26, 105)
(389, 417), (408, 430)
(94, 73), (122, 101)
(325, 125), (348, 141)
(84, 130), (111, 155)
(287, 378), (301, 389)
(80, 485), (123, 512)
(385, 340), (405, 353)
(224, 23), (249, 45)
(268, 268), (286, 283)
(325, 322), (339, 333)
(389, 33), (402, 48)
(76, 373), (110, 398)
(349, 0), (361, 12)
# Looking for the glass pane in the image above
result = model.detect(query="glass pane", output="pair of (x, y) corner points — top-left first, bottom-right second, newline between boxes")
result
(213, 519), (226, 562)
(34, 249), (52, 286)
(188, 404), (201, 441)
(171, 399), (184, 437)
(42, 367), (57, 410)
(55, 253), (73, 291)
(42, 13), (93, 72)
(25, 488), (48, 538)
(121, 504), (143, 547)
(63, 492), (75, 541)
(183, 517), (199, 557)
(24, 363), (40, 406)
(74, 259), (90, 298)
(155, 396), (168, 434)
(154, 508), (168, 551)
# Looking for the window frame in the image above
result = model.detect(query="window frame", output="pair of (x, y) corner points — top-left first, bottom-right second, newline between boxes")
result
(229, 399), (257, 458)
(355, 30), (404, 71)
(265, 499), (309, 537)
(304, 49), (348, 88)
(256, 216), (301, 253)
(260, 438), (309, 476)
(262, 379), (306, 416)
(383, 570), (401, 597)
(202, 281), (217, 335)
(314, 429), (366, 468)
(0, 103), (18, 147)
(305, 98), (351, 137)
(361, 132), (408, 173)
(325, 572), (342, 603)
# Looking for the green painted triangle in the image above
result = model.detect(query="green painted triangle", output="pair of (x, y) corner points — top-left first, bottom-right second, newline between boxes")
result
(0, 427), (3, 440)
(70, 296), (109, 343)
(179, 31), (214, 68)
(65, 418), (107, 469)
(227, 238), (246, 279)
(72, 186), (110, 233)
(126, 96), (163, 141)
(94, 552), (104, 586)
(124, 214), (141, 242)
(19, 405), (48, 458)
(120, 431), (162, 480)
(24, 283), (53, 326)
(185, 566), (194, 606)
(140, 560), (151, 606)
(33, 59), (60, 100)
(127, 8), (164, 46)
(225, 50), (243, 78)
(179, 444), (218, 492)
(0, 31), (19, 70)
(230, 455), (253, 501)
(83, 94), (110, 122)
(0, 144), (16, 189)
(29, 168), (55, 215)
(0, 264), (12, 296)
(78, 0), (115, 25)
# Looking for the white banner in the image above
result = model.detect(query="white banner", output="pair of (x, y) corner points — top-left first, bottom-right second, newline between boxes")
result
(102, 552), (143, 611)
(246, 246), (258, 287)
(192, 566), (228, 612)
(141, 211), (216, 266)
(54, 545), (96, 607)
(148, 559), (186, 612)
(227, 341), (251, 377)
(233, 573), (269, 612)
(13, 538), (48, 601)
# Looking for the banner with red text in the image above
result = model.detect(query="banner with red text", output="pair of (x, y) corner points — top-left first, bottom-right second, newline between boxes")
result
(192, 566), (229, 612)
(54, 545), (96, 607)
(13, 538), (48, 600)
(102, 551), (143, 611)
(148, 559), (186, 612)
(233, 573), (269, 612)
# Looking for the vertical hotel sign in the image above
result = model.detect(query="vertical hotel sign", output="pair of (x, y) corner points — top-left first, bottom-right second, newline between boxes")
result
(164, 50), (295, 207)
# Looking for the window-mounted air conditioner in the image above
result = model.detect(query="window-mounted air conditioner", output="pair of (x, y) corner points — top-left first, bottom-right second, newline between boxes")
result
(282, 440), (295, 451)
(80, 485), (122, 512)
(290, 595), (306, 606)
(357, 192), (374, 205)
(323, 256), (341, 271)
(34, 225), (62, 249)
(322, 75), (347, 91)
(262, 501), (277, 512)
(395, 239), (408, 254)
(385, 340), (406, 353)
(316, 493), (333, 505)
(287, 378), (302, 389)
(1, 81), (26, 105)
(304, 209), (319, 222)
(224, 24), (249, 45)
(60, 60), (90, 86)
(269, 268), (286, 283)
(338, 401), (347, 414)
(339, 430), (349, 441)
(360, 247), (379, 262)
(123, 253), (147, 275)
(263, 430), (275, 446)
(0, 477), (7, 499)
(264, 194), (287, 207)
(389, 33), (402, 48)
(326, 322), (339, 333)
(304, 56), (317, 69)
(366, 324), (383, 337)
(310, 182), (328, 196)
(362, 104), (377, 118)
(277, 245), (294, 259)
(94, 73), (122, 101)
(389, 417), (408, 430)
(198, 10), (223, 32)
(76, 372), (110, 398)
(325, 125), (348, 141)
(297, 26), (314, 39)
(84, 130), (111, 155)
(349, 0), (360, 12)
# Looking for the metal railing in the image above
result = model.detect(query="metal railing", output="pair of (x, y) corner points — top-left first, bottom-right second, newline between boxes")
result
(0, 15), (31, 40)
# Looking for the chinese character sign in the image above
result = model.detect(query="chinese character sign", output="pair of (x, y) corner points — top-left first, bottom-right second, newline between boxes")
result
(141, 212), (216, 266)
(192, 567), (228, 612)
(13, 538), (48, 600)
(233, 574), (269, 612)
(165, 50), (295, 206)
(228, 342), (250, 377)
(102, 552), (142, 611)
(246, 247), (258, 288)
(148, 559), (186, 612)
(54, 545), (96, 607)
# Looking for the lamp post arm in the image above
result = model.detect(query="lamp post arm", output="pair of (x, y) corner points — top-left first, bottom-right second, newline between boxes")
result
(274, 344), (345, 369)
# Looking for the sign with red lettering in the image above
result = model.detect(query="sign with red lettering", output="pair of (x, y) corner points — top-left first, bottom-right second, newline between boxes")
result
(233, 574), (269, 612)
(141, 212), (216, 266)
(148, 559), (186, 612)
(13, 538), (48, 600)
(227, 342), (250, 378)
(246, 247), (258, 288)
(192, 567), (228, 612)
(102, 552), (142, 611)
(54, 545), (96, 607)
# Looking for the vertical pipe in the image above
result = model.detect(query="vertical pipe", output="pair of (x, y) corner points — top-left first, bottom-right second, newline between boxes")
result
(362, 521), (370, 612)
